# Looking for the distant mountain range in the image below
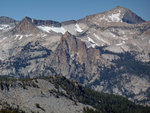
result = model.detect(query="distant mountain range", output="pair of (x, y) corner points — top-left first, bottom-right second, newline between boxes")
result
(0, 6), (150, 112)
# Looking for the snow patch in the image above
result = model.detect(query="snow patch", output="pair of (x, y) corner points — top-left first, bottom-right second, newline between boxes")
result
(0, 25), (9, 28)
(99, 15), (110, 22)
(42, 34), (48, 37)
(15, 35), (19, 40)
(99, 10), (122, 22)
(19, 35), (23, 40)
(94, 33), (110, 45)
(0, 57), (4, 61)
(24, 34), (33, 37)
(116, 41), (125, 46)
(108, 12), (121, 22)
(75, 24), (83, 32)
(109, 32), (116, 38)
(32, 19), (34, 23)
(88, 37), (95, 44)
(15, 34), (32, 40)
(0, 24), (12, 31)
(94, 33), (100, 40)
(15, 35), (24, 40)
(3, 37), (7, 40)
(0, 37), (7, 43)
(37, 26), (66, 34)
(88, 37), (99, 48)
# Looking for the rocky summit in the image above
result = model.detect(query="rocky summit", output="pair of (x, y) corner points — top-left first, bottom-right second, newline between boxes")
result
(0, 6), (150, 112)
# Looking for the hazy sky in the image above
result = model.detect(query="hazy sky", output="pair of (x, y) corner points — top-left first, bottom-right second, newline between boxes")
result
(0, 0), (150, 22)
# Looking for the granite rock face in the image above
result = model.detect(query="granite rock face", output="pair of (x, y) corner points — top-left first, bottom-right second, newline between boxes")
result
(0, 77), (92, 113)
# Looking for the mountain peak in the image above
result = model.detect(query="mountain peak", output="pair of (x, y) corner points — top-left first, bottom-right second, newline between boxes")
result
(23, 16), (32, 21)
(80, 6), (145, 25)
(114, 6), (127, 10)
(64, 31), (72, 37)
(21, 16), (32, 24)
(115, 6), (123, 8)
(113, 6), (131, 12)
(111, 6), (145, 24)
(11, 16), (39, 34)
(0, 16), (18, 24)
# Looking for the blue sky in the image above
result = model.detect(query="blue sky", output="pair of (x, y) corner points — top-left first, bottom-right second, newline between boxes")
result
(0, 0), (150, 22)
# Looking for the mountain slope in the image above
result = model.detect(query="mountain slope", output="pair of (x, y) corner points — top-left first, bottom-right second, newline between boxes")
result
(0, 76), (92, 113)
(0, 76), (150, 113)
